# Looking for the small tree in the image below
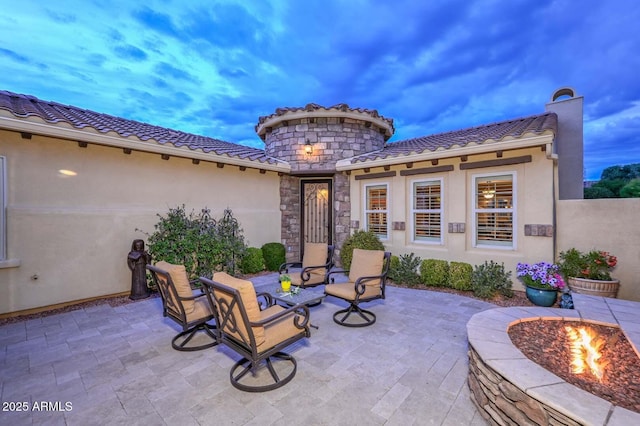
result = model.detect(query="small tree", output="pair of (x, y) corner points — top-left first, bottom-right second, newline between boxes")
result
(142, 206), (246, 279)
(620, 178), (640, 198)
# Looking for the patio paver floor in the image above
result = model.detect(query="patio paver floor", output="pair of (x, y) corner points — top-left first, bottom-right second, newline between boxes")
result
(0, 273), (493, 425)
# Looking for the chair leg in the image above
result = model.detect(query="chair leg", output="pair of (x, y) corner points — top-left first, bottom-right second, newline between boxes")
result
(333, 303), (376, 327)
(230, 352), (297, 392)
(171, 323), (218, 351)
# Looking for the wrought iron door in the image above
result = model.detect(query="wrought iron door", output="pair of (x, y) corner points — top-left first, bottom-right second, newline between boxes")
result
(301, 180), (332, 245)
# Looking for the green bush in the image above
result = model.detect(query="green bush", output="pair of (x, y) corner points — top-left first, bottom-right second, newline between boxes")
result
(449, 261), (473, 291)
(420, 259), (449, 287)
(142, 206), (246, 279)
(240, 247), (265, 274)
(388, 255), (400, 281)
(340, 230), (385, 270)
(392, 253), (422, 287)
(261, 242), (286, 271)
(471, 261), (513, 299)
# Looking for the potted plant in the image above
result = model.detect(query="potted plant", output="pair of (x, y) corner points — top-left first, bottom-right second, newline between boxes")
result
(516, 262), (565, 306)
(279, 274), (292, 292)
(557, 248), (619, 298)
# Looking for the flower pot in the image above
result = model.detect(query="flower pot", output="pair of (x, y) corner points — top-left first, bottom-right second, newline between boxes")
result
(525, 286), (558, 307)
(281, 280), (291, 292)
(567, 277), (620, 298)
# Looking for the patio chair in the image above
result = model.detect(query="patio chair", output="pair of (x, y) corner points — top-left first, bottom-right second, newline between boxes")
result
(200, 272), (311, 392)
(147, 262), (217, 351)
(279, 243), (334, 288)
(325, 249), (391, 327)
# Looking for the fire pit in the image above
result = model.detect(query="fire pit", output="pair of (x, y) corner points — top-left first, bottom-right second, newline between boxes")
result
(467, 294), (640, 425)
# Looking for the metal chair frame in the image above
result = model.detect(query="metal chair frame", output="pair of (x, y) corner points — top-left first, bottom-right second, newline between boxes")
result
(279, 244), (335, 288)
(147, 264), (217, 351)
(325, 251), (391, 327)
(200, 276), (311, 392)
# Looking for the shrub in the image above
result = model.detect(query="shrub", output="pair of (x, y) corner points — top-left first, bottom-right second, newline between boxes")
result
(142, 206), (246, 279)
(420, 259), (449, 287)
(239, 247), (265, 274)
(388, 255), (400, 281)
(471, 261), (513, 299)
(392, 253), (422, 287)
(449, 261), (473, 291)
(340, 230), (385, 270)
(261, 242), (286, 271)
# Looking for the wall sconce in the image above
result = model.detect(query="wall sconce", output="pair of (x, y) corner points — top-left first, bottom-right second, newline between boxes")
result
(304, 139), (313, 155)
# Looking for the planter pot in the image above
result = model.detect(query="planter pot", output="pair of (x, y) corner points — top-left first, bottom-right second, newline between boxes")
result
(525, 286), (558, 307)
(567, 277), (620, 298)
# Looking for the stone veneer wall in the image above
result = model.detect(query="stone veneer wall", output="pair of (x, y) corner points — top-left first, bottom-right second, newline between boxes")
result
(263, 117), (386, 172)
(264, 116), (387, 262)
(468, 346), (581, 425)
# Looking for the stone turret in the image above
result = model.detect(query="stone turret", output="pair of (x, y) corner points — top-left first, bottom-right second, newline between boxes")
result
(256, 103), (394, 173)
(255, 104), (394, 262)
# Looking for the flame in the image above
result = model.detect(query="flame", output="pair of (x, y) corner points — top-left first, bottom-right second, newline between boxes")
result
(565, 325), (609, 382)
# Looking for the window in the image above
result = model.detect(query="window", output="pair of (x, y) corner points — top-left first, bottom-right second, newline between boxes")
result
(412, 179), (442, 243)
(364, 183), (388, 239)
(473, 173), (515, 248)
(0, 156), (5, 260)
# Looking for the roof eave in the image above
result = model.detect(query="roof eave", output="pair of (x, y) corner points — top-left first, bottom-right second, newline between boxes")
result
(335, 133), (555, 171)
(0, 115), (291, 173)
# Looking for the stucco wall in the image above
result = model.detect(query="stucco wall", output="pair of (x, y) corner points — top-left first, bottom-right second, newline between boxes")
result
(350, 147), (556, 291)
(0, 130), (281, 314)
(556, 198), (640, 301)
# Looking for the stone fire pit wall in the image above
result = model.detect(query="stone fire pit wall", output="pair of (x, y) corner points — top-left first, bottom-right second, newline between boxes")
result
(466, 298), (640, 426)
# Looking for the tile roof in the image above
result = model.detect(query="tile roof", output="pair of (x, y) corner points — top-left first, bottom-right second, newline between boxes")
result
(255, 102), (395, 139)
(345, 112), (557, 164)
(0, 90), (280, 165)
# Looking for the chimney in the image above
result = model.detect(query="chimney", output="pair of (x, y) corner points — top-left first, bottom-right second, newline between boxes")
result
(545, 87), (584, 200)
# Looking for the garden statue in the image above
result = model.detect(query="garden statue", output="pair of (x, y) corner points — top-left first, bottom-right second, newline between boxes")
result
(127, 239), (152, 300)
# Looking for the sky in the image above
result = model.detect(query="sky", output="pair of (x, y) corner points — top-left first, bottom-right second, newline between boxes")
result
(1, 0), (639, 180)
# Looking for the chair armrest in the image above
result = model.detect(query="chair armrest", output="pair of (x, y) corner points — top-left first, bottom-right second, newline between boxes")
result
(327, 268), (349, 283)
(354, 274), (385, 295)
(279, 262), (302, 273)
(255, 291), (275, 309)
(177, 291), (209, 302)
(250, 303), (311, 330)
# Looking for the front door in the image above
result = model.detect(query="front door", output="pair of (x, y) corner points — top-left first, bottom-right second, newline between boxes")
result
(301, 179), (332, 250)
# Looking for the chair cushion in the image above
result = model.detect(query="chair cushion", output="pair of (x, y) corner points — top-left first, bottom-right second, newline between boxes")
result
(260, 305), (306, 353)
(302, 242), (328, 269)
(156, 261), (195, 314)
(291, 272), (325, 286)
(186, 297), (214, 323)
(324, 282), (357, 301)
(212, 272), (265, 346)
(348, 249), (385, 287)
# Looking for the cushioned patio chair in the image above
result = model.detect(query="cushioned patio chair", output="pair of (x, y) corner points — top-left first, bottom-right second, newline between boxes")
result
(200, 272), (311, 392)
(147, 262), (217, 351)
(325, 249), (391, 327)
(279, 243), (334, 288)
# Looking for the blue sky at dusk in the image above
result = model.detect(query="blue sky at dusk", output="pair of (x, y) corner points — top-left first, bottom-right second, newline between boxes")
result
(1, 0), (639, 180)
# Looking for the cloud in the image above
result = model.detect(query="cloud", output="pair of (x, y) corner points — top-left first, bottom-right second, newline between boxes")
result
(113, 44), (148, 61)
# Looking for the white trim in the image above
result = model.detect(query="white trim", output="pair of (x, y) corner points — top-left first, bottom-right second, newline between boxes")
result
(410, 177), (444, 245)
(471, 171), (517, 250)
(363, 182), (390, 240)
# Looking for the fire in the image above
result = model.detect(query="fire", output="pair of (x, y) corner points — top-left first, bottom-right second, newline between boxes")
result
(565, 325), (609, 382)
